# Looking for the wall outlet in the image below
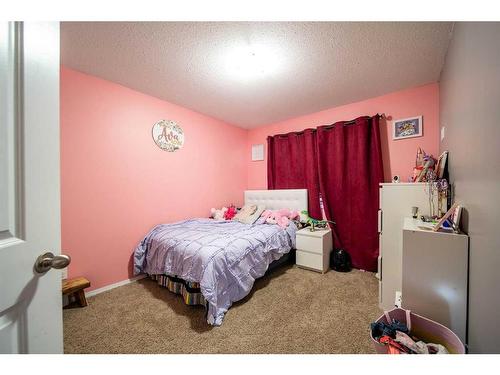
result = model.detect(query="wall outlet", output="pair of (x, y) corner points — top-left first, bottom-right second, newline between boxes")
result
(395, 291), (402, 308)
(441, 126), (445, 141)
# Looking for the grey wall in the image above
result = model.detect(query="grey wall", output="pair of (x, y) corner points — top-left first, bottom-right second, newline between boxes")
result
(440, 22), (500, 353)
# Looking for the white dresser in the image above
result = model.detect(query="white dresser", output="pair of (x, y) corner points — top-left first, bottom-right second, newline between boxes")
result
(402, 218), (469, 343)
(295, 228), (333, 273)
(378, 183), (444, 310)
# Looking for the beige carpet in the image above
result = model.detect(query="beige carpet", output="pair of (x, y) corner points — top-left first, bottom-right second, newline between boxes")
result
(63, 265), (382, 354)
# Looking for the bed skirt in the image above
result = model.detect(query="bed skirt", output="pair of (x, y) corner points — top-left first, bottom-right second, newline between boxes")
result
(148, 251), (295, 310)
(149, 274), (207, 306)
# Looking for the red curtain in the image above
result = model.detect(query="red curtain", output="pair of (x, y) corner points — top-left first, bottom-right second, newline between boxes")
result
(267, 129), (322, 219)
(316, 116), (383, 271)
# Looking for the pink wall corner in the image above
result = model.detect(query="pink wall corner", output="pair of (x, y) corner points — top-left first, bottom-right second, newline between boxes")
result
(60, 66), (247, 291)
(247, 83), (440, 189)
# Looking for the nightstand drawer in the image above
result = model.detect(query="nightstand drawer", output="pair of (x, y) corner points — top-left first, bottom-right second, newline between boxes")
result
(296, 250), (324, 272)
(296, 234), (324, 254)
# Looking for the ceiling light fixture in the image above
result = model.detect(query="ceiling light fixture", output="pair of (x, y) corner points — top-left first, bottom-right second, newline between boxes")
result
(221, 43), (283, 83)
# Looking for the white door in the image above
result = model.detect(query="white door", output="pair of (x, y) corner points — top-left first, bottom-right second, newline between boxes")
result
(0, 22), (65, 353)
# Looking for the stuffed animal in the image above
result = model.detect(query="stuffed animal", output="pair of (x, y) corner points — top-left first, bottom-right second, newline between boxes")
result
(413, 149), (437, 182)
(260, 209), (276, 224)
(300, 210), (335, 232)
(210, 207), (227, 221)
(261, 208), (299, 228)
(223, 204), (237, 220)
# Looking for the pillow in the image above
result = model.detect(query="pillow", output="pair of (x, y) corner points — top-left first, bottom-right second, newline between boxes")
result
(233, 204), (266, 225)
(249, 205), (267, 224)
(232, 204), (256, 223)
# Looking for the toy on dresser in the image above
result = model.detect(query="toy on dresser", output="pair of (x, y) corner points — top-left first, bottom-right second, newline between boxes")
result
(300, 210), (335, 231)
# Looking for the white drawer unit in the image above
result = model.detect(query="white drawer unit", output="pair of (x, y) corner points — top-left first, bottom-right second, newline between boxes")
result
(402, 218), (469, 343)
(378, 182), (445, 310)
(295, 228), (333, 273)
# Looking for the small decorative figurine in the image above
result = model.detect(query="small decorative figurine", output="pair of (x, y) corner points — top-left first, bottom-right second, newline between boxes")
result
(300, 210), (335, 232)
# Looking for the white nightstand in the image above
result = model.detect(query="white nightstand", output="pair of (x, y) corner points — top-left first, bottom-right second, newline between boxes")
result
(295, 227), (333, 273)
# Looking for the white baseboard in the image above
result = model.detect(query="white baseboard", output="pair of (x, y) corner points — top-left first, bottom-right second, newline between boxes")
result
(85, 274), (147, 298)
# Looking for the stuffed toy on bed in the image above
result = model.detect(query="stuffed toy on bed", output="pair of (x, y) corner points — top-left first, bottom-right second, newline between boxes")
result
(210, 207), (227, 220)
(223, 205), (237, 220)
(210, 205), (238, 220)
(261, 208), (300, 228)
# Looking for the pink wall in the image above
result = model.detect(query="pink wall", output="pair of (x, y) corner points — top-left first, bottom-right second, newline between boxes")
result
(247, 83), (440, 189)
(61, 67), (247, 291)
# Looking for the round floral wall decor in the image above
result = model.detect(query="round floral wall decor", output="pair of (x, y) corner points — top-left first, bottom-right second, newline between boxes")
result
(152, 120), (185, 152)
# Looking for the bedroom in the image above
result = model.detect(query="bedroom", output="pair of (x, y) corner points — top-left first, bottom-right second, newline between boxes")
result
(1, 0), (500, 371)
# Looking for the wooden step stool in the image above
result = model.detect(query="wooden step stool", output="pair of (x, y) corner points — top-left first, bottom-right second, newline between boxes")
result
(62, 277), (91, 308)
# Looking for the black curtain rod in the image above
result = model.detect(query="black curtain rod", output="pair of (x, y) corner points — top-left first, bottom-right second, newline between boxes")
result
(273, 114), (386, 138)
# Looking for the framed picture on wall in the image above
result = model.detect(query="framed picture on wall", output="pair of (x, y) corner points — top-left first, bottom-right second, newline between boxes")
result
(392, 116), (423, 140)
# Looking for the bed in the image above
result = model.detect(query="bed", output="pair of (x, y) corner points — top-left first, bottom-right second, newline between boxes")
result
(133, 189), (307, 326)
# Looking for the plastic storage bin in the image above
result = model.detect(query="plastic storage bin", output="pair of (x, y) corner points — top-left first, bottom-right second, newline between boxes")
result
(371, 308), (466, 354)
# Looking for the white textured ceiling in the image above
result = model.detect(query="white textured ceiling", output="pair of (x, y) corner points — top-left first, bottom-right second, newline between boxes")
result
(61, 22), (453, 129)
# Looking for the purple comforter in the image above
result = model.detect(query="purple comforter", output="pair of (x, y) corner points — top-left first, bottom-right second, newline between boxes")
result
(134, 218), (296, 325)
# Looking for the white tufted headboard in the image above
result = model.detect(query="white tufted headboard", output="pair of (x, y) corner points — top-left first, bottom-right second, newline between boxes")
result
(244, 189), (308, 212)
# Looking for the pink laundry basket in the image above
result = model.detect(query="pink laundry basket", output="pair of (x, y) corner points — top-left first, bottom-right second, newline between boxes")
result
(371, 308), (466, 354)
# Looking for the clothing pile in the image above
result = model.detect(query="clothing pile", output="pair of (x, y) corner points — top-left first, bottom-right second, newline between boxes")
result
(371, 318), (449, 354)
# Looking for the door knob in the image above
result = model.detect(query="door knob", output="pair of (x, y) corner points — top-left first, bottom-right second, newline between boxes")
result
(34, 252), (71, 274)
